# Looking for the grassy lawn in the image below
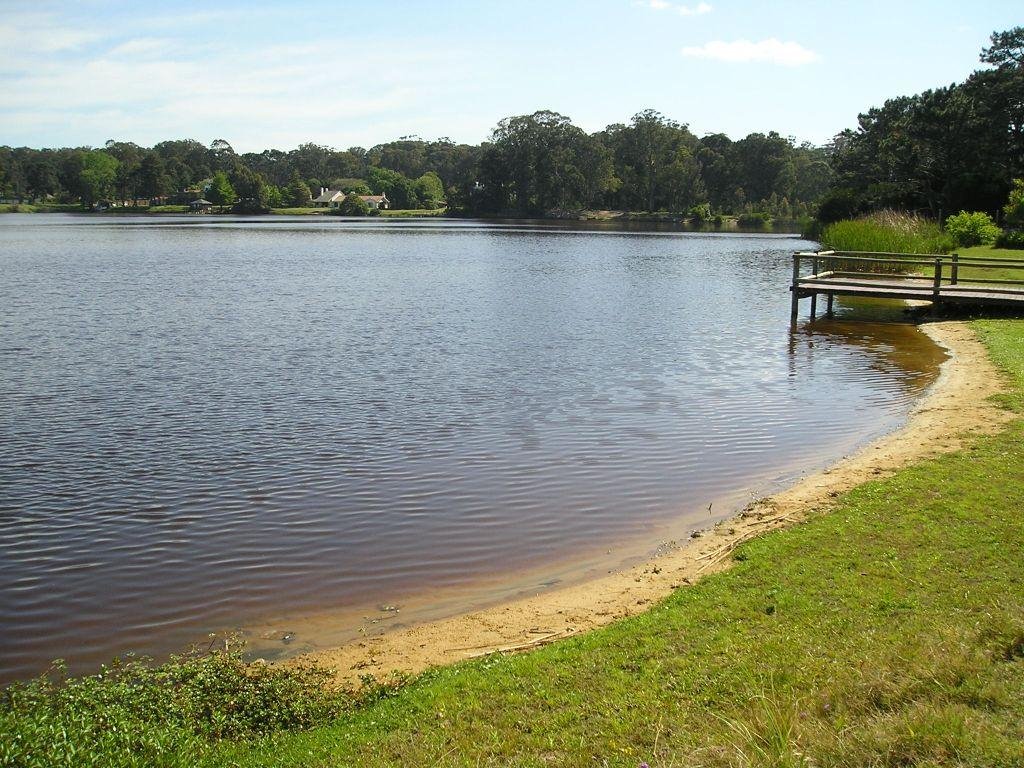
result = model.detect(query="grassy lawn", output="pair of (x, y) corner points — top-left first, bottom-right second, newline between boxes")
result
(4, 318), (1023, 767)
(1, 202), (82, 213)
(269, 207), (329, 215)
(954, 244), (1024, 285)
(377, 208), (448, 217)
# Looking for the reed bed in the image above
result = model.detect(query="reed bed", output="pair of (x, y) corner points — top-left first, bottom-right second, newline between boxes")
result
(821, 211), (954, 256)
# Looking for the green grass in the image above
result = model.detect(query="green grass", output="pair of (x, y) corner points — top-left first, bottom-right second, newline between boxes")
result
(952, 244), (1024, 286)
(1, 202), (82, 213)
(4, 319), (1024, 767)
(146, 204), (190, 213)
(821, 211), (955, 255)
(269, 206), (329, 215)
(377, 208), (448, 217)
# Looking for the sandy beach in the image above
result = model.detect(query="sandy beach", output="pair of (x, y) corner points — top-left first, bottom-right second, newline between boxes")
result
(291, 320), (1012, 686)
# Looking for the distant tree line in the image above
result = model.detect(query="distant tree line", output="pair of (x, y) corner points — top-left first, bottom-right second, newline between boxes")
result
(0, 113), (831, 219)
(820, 26), (1024, 224)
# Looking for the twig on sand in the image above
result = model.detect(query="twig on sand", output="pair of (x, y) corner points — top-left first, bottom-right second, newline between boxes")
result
(464, 629), (572, 658)
(694, 513), (796, 572)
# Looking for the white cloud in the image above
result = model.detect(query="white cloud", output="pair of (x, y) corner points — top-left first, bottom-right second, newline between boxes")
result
(0, 32), (469, 151)
(107, 38), (179, 58)
(681, 38), (819, 66)
(677, 3), (713, 15)
(0, 11), (101, 54)
(636, 0), (712, 15)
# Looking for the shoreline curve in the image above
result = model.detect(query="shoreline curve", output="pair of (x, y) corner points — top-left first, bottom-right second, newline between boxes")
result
(291, 320), (1012, 685)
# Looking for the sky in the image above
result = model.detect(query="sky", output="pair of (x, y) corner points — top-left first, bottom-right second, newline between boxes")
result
(0, 0), (1020, 152)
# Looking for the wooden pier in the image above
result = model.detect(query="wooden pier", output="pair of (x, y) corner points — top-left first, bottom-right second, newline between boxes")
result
(790, 250), (1024, 320)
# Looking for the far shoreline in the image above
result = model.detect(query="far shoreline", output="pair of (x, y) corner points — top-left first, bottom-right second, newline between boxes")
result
(0, 205), (807, 233)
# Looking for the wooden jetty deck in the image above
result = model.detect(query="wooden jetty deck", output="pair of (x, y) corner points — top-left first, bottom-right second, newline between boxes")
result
(790, 250), (1024, 320)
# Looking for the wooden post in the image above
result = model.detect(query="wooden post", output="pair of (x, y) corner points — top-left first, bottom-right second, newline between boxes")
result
(790, 253), (801, 322)
(932, 258), (943, 307)
(950, 252), (959, 286)
(826, 293), (834, 317)
(809, 254), (818, 319)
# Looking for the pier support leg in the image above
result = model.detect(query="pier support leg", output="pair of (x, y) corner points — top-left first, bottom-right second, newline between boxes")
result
(790, 290), (799, 322)
(809, 292), (817, 320)
(826, 293), (834, 317)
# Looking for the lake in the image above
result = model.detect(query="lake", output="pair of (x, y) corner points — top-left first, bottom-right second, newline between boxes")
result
(0, 215), (945, 681)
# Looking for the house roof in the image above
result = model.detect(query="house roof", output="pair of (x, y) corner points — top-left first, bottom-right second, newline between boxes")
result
(191, 199), (212, 205)
(359, 195), (388, 203)
(312, 189), (346, 204)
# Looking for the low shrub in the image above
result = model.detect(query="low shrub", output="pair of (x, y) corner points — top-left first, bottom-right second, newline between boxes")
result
(688, 203), (712, 225)
(737, 212), (770, 229)
(0, 644), (356, 767)
(995, 230), (1024, 250)
(1003, 178), (1024, 228)
(945, 211), (1002, 246)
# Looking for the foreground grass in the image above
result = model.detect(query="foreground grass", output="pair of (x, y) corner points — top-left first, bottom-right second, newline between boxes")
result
(4, 320), (1023, 767)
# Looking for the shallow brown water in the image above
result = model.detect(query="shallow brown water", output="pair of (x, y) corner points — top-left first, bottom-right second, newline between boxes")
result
(0, 216), (945, 681)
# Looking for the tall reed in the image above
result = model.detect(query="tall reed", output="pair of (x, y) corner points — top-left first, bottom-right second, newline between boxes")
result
(821, 211), (954, 254)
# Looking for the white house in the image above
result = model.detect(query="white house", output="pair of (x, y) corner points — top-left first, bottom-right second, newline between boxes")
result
(311, 188), (390, 210)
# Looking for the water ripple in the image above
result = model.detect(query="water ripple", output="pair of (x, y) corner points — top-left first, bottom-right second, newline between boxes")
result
(0, 217), (945, 682)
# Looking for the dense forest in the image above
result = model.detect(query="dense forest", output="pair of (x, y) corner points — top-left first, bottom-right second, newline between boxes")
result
(820, 26), (1024, 224)
(1, 27), (1020, 224)
(0, 114), (830, 220)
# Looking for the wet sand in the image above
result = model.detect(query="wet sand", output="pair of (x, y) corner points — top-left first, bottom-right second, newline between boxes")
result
(289, 321), (1011, 685)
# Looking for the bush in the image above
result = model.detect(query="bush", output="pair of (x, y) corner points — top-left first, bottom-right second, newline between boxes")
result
(688, 202), (712, 225)
(821, 210), (954, 254)
(1003, 179), (1024, 228)
(328, 193), (370, 216)
(737, 212), (770, 229)
(0, 645), (355, 767)
(995, 230), (1024, 250)
(944, 211), (1002, 247)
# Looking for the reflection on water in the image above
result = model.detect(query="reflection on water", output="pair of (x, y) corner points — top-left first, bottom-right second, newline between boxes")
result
(0, 216), (944, 682)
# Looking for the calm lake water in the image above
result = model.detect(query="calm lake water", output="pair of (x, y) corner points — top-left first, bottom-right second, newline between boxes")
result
(0, 215), (945, 681)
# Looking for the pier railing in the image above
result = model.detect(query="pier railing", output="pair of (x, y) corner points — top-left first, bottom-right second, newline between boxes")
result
(790, 250), (1024, 319)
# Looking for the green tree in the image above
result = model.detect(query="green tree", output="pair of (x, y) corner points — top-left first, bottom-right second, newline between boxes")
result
(78, 151), (119, 208)
(264, 184), (284, 208)
(1004, 178), (1024, 227)
(207, 170), (236, 210)
(478, 110), (615, 214)
(337, 192), (370, 215)
(284, 172), (312, 207)
(26, 159), (59, 201)
(134, 154), (170, 201)
(414, 171), (445, 208)
(981, 26), (1024, 68)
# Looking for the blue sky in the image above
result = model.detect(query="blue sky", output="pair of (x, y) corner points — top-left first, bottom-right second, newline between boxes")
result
(0, 1), (1019, 152)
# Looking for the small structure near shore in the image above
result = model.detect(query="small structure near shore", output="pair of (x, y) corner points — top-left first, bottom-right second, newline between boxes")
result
(790, 250), (1024, 320)
(188, 199), (213, 214)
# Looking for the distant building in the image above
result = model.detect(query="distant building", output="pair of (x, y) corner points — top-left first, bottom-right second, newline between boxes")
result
(311, 188), (346, 207)
(188, 198), (213, 213)
(311, 188), (390, 210)
(359, 195), (389, 210)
